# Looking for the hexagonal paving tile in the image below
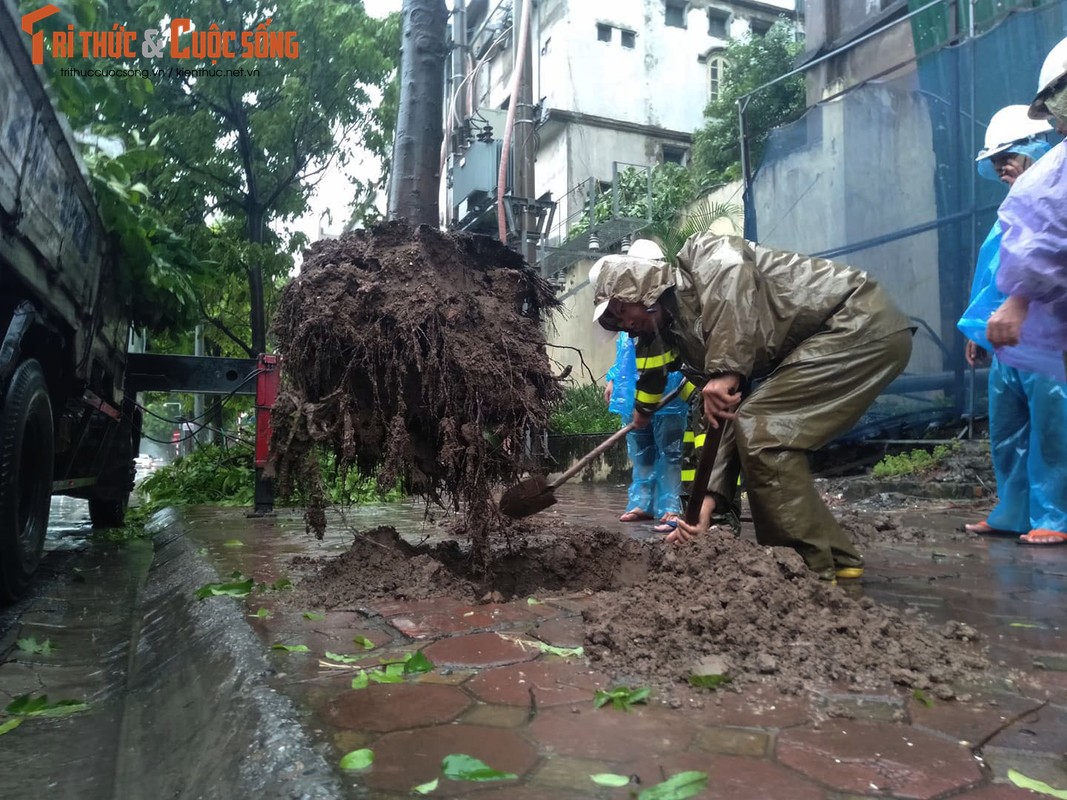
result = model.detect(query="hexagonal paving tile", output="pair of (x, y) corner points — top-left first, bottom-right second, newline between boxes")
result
(628, 753), (824, 800)
(421, 632), (537, 668)
(527, 704), (695, 761)
(323, 683), (471, 732)
(365, 724), (539, 794)
(776, 720), (983, 799)
(466, 661), (606, 707)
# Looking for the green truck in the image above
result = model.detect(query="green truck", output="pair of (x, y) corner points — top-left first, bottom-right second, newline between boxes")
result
(0, 3), (139, 599)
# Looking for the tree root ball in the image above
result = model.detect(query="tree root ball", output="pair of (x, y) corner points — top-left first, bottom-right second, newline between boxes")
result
(269, 221), (562, 550)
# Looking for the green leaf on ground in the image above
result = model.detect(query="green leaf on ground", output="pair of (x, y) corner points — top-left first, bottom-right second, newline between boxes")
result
(368, 670), (403, 684)
(594, 686), (651, 711)
(5, 695), (88, 717)
(271, 644), (310, 653)
(353, 636), (375, 650)
(303, 611), (326, 621)
(222, 539), (245, 547)
(590, 773), (631, 787)
(16, 637), (54, 655)
(1008, 770), (1067, 798)
(638, 771), (709, 800)
(324, 651), (364, 665)
(1009, 622), (1041, 628)
(250, 608), (271, 619)
(403, 651), (435, 675)
(271, 578), (293, 591)
(411, 778), (438, 794)
(441, 754), (518, 782)
(195, 578), (254, 600)
(339, 748), (374, 770)
(537, 643), (584, 658)
(0, 719), (22, 736)
(912, 688), (935, 708)
(351, 672), (369, 689)
(688, 674), (730, 689)
(527, 597), (541, 605)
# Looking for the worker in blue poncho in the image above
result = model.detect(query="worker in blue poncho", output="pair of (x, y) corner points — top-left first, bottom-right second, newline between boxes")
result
(600, 240), (689, 533)
(957, 104), (1067, 545)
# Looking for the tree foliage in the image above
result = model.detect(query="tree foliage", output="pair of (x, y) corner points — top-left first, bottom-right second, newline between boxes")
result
(570, 163), (697, 239)
(691, 21), (805, 188)
(24, 0), (401, 347)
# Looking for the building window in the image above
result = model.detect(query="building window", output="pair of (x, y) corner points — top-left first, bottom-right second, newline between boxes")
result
(749, 18), (772, 37)
(707, 8), (729, 38)
(620, 29), (636, 48)
(597, 23), (612, 42)
(665, 1), (687, 28)
(662, 144), (688, 165)
(707, 54), (726, 103)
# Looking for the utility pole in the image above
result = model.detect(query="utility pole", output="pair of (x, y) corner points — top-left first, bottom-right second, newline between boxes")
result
(513, 0), (537, 265)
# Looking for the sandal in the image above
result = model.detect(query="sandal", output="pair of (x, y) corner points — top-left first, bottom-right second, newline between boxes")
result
(1018, 529), (1067, 546)
(653, 514), (680, 533)
(963, 520), (1016, 535)
(619, 509), (653, 522)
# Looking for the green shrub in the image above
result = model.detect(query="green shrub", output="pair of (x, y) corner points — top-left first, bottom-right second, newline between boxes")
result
(549, 383), (620, 434)
(872, 443), (957, 478)
(140, 443), (256, 510)
(139, 443), (405, 511)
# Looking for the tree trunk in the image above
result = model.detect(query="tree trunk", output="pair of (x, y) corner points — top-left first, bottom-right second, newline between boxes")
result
(387, 0), (448, 227)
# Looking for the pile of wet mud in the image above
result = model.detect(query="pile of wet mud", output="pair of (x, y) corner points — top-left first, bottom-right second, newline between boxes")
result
(288, 522), (989, 698)
(836, 510), (939, 547)
(269, 221), (561, 561)
(583, 530), (989, 698)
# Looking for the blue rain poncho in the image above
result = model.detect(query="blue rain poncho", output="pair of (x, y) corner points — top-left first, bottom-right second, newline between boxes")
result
(994, 139), (1067, 377)
(958, 138), (1067, 535)
(605, 334), (686, 518)
(960, 139), (1064, 381)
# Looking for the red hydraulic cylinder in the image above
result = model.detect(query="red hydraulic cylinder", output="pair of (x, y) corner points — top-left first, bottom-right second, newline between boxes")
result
(254, 354), (280, 469)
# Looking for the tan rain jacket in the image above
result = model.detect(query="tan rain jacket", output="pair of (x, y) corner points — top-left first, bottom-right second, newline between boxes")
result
(593, 234), (913, 414)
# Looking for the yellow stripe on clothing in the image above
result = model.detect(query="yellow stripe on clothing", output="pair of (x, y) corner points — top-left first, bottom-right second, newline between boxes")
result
(680, 381), (696, 400)
(694, 433), (706, 448)
(683, 431), (695, 442)
(681, 469), (696, 482)
(635, 351), (677, 370)
(635, 390), (662, 405)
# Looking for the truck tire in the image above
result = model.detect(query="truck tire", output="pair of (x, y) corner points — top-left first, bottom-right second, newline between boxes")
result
(0, 360), (54, 601)
(89, 405), (141, 528)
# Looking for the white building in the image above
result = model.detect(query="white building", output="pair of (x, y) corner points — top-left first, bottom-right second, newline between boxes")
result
(450, 0), (799, 243)
(448, 0), (798, 381)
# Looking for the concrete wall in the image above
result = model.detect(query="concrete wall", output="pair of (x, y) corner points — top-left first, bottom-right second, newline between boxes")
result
(751, 86), (943, 374)
(547, 256), (618, 385)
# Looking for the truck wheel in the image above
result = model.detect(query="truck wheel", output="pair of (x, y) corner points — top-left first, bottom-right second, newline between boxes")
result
(0, 360), (54, 601)
(89, 406), (140, 528)
(88, 496), (127, 528)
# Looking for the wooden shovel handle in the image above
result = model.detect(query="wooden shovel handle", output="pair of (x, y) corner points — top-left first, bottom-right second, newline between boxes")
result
(684, 420), (727, 525)
(549, 383), (685, 491)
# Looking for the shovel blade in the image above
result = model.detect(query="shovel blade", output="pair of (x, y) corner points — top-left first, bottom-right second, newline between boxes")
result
(499, 475), (557, 518)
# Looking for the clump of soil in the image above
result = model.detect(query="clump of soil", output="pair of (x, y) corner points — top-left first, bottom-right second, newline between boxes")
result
(837, 510), (935, 547)
(288, 521), (989, 698)
(289, 521), (650, 609)
(583, 531), (988, 698)
(269, 221), (561, 563)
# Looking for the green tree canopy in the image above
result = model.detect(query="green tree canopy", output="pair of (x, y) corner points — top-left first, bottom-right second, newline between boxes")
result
(691, 21), (805, 188)
(25, 0), (400, 349)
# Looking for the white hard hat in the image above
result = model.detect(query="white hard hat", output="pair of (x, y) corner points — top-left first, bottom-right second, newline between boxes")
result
(976, 105), (1051, 161)
(627, 238), (665, 260)
(1031, 36), (1067, 119)
(587, 239), (664, 287)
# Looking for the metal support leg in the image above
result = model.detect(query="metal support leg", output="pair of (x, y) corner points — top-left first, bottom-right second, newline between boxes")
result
(251, 354), (279, 515)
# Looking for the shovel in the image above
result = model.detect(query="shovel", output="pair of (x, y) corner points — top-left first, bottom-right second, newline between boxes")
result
(499, 383), (685, 519)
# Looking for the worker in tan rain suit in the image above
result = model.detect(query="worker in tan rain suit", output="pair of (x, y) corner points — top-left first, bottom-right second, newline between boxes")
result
(591, 233), (915, 582)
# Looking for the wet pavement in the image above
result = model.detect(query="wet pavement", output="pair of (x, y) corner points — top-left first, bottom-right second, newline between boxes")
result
(2, 484), (1067, 798)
